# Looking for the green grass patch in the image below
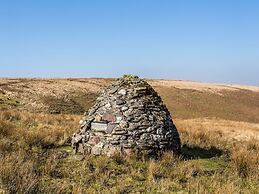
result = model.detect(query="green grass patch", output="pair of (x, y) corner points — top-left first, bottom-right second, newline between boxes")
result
(194, 157), (227, 171)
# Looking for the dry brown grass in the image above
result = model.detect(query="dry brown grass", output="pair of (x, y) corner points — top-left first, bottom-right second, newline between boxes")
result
(0, 110), (258, 193)
(175, 118), (259, 142)
(231, 140), (259, 179)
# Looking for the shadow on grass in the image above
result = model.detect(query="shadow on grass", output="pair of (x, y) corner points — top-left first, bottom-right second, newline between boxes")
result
(181, 144), (223, 159)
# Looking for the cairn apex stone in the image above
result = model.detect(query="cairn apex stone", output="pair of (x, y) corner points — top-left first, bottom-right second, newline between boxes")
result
(71, 75), (181, 157)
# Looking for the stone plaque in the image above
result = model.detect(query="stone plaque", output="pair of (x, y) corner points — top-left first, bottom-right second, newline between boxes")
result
(91, 122), (108, 132)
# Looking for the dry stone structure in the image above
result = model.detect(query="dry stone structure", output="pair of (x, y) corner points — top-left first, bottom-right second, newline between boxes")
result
(71, 75), (181, 157)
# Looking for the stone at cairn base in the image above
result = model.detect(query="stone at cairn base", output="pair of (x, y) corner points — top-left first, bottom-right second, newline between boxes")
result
(71, 75), (181, 157)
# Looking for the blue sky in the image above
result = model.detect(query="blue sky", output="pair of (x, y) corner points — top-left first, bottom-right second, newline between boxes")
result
(0, 0), (259, 85)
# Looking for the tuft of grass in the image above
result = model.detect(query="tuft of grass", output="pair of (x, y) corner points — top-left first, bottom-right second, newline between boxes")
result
(0, 120), (15, 138)
(231, 143), (259, 178)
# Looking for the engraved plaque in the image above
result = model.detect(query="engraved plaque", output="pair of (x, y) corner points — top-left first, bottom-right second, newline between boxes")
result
(91, 122), (108, 132)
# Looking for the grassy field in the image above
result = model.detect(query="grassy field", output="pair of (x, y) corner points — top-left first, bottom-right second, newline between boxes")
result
(0, 78), (259, 193)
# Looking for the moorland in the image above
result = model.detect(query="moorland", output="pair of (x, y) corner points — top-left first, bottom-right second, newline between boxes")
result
(0, 78), (258, 193)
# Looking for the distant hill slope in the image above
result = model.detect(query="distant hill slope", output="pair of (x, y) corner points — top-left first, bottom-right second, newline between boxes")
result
(1, 78), (259, 123)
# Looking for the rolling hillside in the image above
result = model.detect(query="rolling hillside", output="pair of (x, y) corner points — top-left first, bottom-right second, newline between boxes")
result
(1, 78), (259, 121)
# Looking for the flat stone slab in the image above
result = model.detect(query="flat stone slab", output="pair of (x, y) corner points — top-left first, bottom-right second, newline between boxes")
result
(102, 113), (116, 122)
(118, 89), (127, 95)
(107, 123), (118, 134)
(91, 122), (108, 132)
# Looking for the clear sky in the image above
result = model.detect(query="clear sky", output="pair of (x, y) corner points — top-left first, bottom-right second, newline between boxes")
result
(1, 0), (259, 85)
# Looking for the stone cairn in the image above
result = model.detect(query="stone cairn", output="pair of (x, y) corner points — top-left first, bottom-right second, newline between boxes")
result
(72, 75), (181, 157)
